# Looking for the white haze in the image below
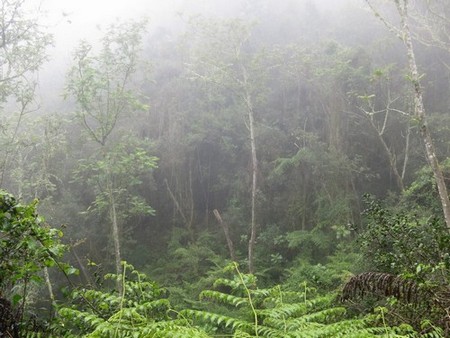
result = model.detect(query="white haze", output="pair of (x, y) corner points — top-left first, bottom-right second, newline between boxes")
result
(36, 0), (363, 111)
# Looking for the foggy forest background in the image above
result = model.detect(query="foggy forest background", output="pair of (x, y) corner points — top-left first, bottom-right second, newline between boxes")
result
(1, 0), (450, 336)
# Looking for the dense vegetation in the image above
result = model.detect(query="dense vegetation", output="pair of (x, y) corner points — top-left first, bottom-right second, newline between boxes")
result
(1, 0), (450, 336)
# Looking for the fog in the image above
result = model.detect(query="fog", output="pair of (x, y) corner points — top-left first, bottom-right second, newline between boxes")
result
(38, 0), (189, 109)
(2, 0), (450, 335)
(37, 0), (367, 110)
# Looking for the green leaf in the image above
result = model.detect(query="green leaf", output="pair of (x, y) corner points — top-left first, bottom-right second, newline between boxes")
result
(64, 266), (79, 276)
(12, 294), (22, 305)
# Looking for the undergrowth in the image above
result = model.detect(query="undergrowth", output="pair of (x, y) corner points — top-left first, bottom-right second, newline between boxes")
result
(28, 261), (440, 337)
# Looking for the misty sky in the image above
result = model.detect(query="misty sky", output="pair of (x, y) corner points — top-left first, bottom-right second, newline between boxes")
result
(42, 0), (189, 50)
(36, 0), (358, 110)
(38, 0), (196, 109)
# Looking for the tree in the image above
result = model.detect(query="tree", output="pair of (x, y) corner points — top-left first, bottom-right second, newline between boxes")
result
(0, 190), (67, 336)
(185, 17), (265, 273)
(366, 0), (450, 229)
(356, 66), (412, 192)
(0, 0), (52, 188)
(66, 20), (148, 146)
(66, 20), (154, 289)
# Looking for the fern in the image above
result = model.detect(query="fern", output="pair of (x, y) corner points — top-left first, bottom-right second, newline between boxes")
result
(233, 330), (254, 338)
(180, 264), (420, 337)
(263, 307), (346, 330)
(181, 308), (252, 331)
(200, 290), (248, 307)
(50, 263), (427, 337)
(53, 262), (200, 337)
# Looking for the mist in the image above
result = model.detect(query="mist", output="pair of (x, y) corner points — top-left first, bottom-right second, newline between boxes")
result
(1, 0), (450, 336)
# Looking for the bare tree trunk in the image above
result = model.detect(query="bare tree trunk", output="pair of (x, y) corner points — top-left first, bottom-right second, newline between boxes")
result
(213, 209), (237, 261)
(242, 71), (258, 274)
(367, 0), (450, 229)
(370, 118), (405, 191)
(108, 181), (123, 294)
(43, 267), (56, 309)
(164, 177), (195, 242)
(164, 178), (188, 224)
(72, 246), (93, 285)
(401, 125), (411, 181)
(188, 167), (195, 242)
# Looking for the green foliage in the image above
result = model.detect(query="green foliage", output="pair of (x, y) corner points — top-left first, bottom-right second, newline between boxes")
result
(54, 262), (209, 337)
(359, 195), (450, 275)
(0, 0), (51, 105)
(0, 190), (66, 291)
(402, 160), (450, 216)
(43, 262), (426, 337)
(357, 197), (450, 333)
(74, 139), (158, 218)
(66, 19), (148, 146)
(5, 2), (450, 336)
(267, 144), (358, 249)
(180, 263), (415, 337)
(0, 190), (69, 338)
(287, 229), (333, 259)
(0, 0), (53, 189)
(148, 229), (226, 310)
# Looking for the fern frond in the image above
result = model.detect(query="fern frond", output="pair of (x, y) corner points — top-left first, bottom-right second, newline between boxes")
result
(85, 320), (116, 337)
(58, 307), (105, 330)
(149, 327), (210, 338)
(81, 288), (121, 305)
(233, 330), (254, 338)
(251, 288), (272, 298)
(213, 277), (243, 290)
(135, 298), (171, 317)
(181, 309), (252, 331)
(135, 321), (211, 338)
(262, 288), (317, 304)
(294, 317), (395, 338)
(255, 324), (288, 337)
(263, 307), (347, 331)
(108, 307), (146, 323)
(294, 307), (347, 324)
(258, 303), (307, 320)
(258, 295), (332, 320)
(200, 289), (248, 307)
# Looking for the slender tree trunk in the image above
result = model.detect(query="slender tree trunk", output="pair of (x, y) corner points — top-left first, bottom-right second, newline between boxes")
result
(164, 178), (188, 224)
(213, 209), (237, 262)
(72, 247), (92, 285)
(241, 69), (258, 274)
(188, 167), (195, 242)
(401, 125), (411, 181)
(396, 1), (450, 228)
(369, 118), (405, 191)
(164, 177), (195, 242)
(43, 267), (56, 310)
(108, 181), (123, 293)
(248, 107), (257, 274)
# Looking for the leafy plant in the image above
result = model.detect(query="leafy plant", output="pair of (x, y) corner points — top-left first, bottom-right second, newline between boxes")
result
(0, 190), (67, 337)
(359, 195), (450, 275)
(342, 272), (446, 336)
(181, 262), (415, 337)
(54, 262), (209, 337)
(0, 191), (66, 289)
(354, 196), (450, 334)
